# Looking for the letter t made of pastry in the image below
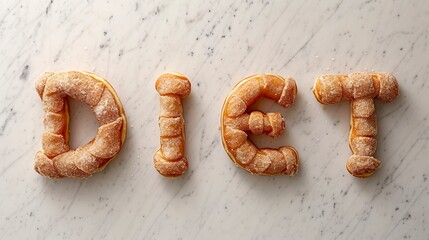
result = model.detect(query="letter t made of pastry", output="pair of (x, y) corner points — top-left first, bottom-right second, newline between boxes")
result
(313, 72), (399, 178)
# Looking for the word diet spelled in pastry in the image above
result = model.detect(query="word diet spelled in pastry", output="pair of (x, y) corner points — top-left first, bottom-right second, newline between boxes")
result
(34, 71), (127, 178)
(313, 72), (399, 178)
(33, 70), (399, 180)
(220, 74), (300, 176)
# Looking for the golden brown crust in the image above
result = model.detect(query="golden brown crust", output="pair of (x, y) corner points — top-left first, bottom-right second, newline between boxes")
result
(352, 98), (375, 118)
(41, 132), (69, 157)
(74, 144), (103, 174)
(313, 73), (399, 103)
(153, 150), (188, 177)
(346, 155), (381, 178)
(312, 72), (399, 178)
(350, 137), (377, 156)
(159, 95), (182, 118)
(342, 72), (375, 99)
(277, 76), (297, 108)
(312, 75), (343, 104)
(34, 151), (62, 178)
(89, 118), (123, 159)
(53, 150), (91, 178)
(154, 73), (191, 177)
(43, 112), (67, 134)
(376, 73), (399, 103)
(35, 72), (55, 97)
(155, 73), (191, 97)
(92, 88), (121, 125)
(221, 74), (299, 176)
(34, 71), (127, 179)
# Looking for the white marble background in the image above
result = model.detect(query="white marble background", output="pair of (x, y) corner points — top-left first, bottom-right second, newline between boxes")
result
(1, 0), (428, 239)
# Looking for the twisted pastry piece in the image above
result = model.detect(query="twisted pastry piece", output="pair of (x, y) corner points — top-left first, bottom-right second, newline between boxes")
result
(313, 72), (399, 178)
(154, 73), (191, 177)
(221, 74), (299, 175)
(34, 71), (127, 178)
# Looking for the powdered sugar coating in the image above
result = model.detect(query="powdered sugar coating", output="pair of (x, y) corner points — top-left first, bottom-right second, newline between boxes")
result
(346, 155), (381, 178)
(343, 72), (375, 99)
(92, 88), (120, 125)
(41, 132), (69, 157)
(159, 117), (183, 137)
(350, 137), (377, 156)
(352, 98), (375, 118)
(313, 75), (342, 104)
(377, 72), (399, 103)
(89, 118), (123, 159)
(159, 95), (182, 118)
(353, 114), (377, 137)
(154, 150), (188, 177)
(43, 112), (67, 134)
(155, 73), (191, 97)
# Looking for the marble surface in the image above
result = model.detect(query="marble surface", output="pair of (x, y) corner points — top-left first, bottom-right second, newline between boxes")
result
(1, 0), (428, 239)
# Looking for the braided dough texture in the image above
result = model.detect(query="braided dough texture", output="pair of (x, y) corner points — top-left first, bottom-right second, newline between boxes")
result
(34, 71), (127, 178)
(154, 73), (191, 177)
(221, 74), (299, 176)
(313, 72), (398, 178)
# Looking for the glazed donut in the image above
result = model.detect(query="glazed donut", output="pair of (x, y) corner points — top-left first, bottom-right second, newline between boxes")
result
(153, 73), (191, 177)
(313, 72), (399, 178)
(221, 74), (299, 175)
(34, 71), (127, 178)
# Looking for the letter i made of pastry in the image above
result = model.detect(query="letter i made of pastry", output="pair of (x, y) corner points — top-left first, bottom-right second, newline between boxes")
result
(153, 73), (191, 177)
